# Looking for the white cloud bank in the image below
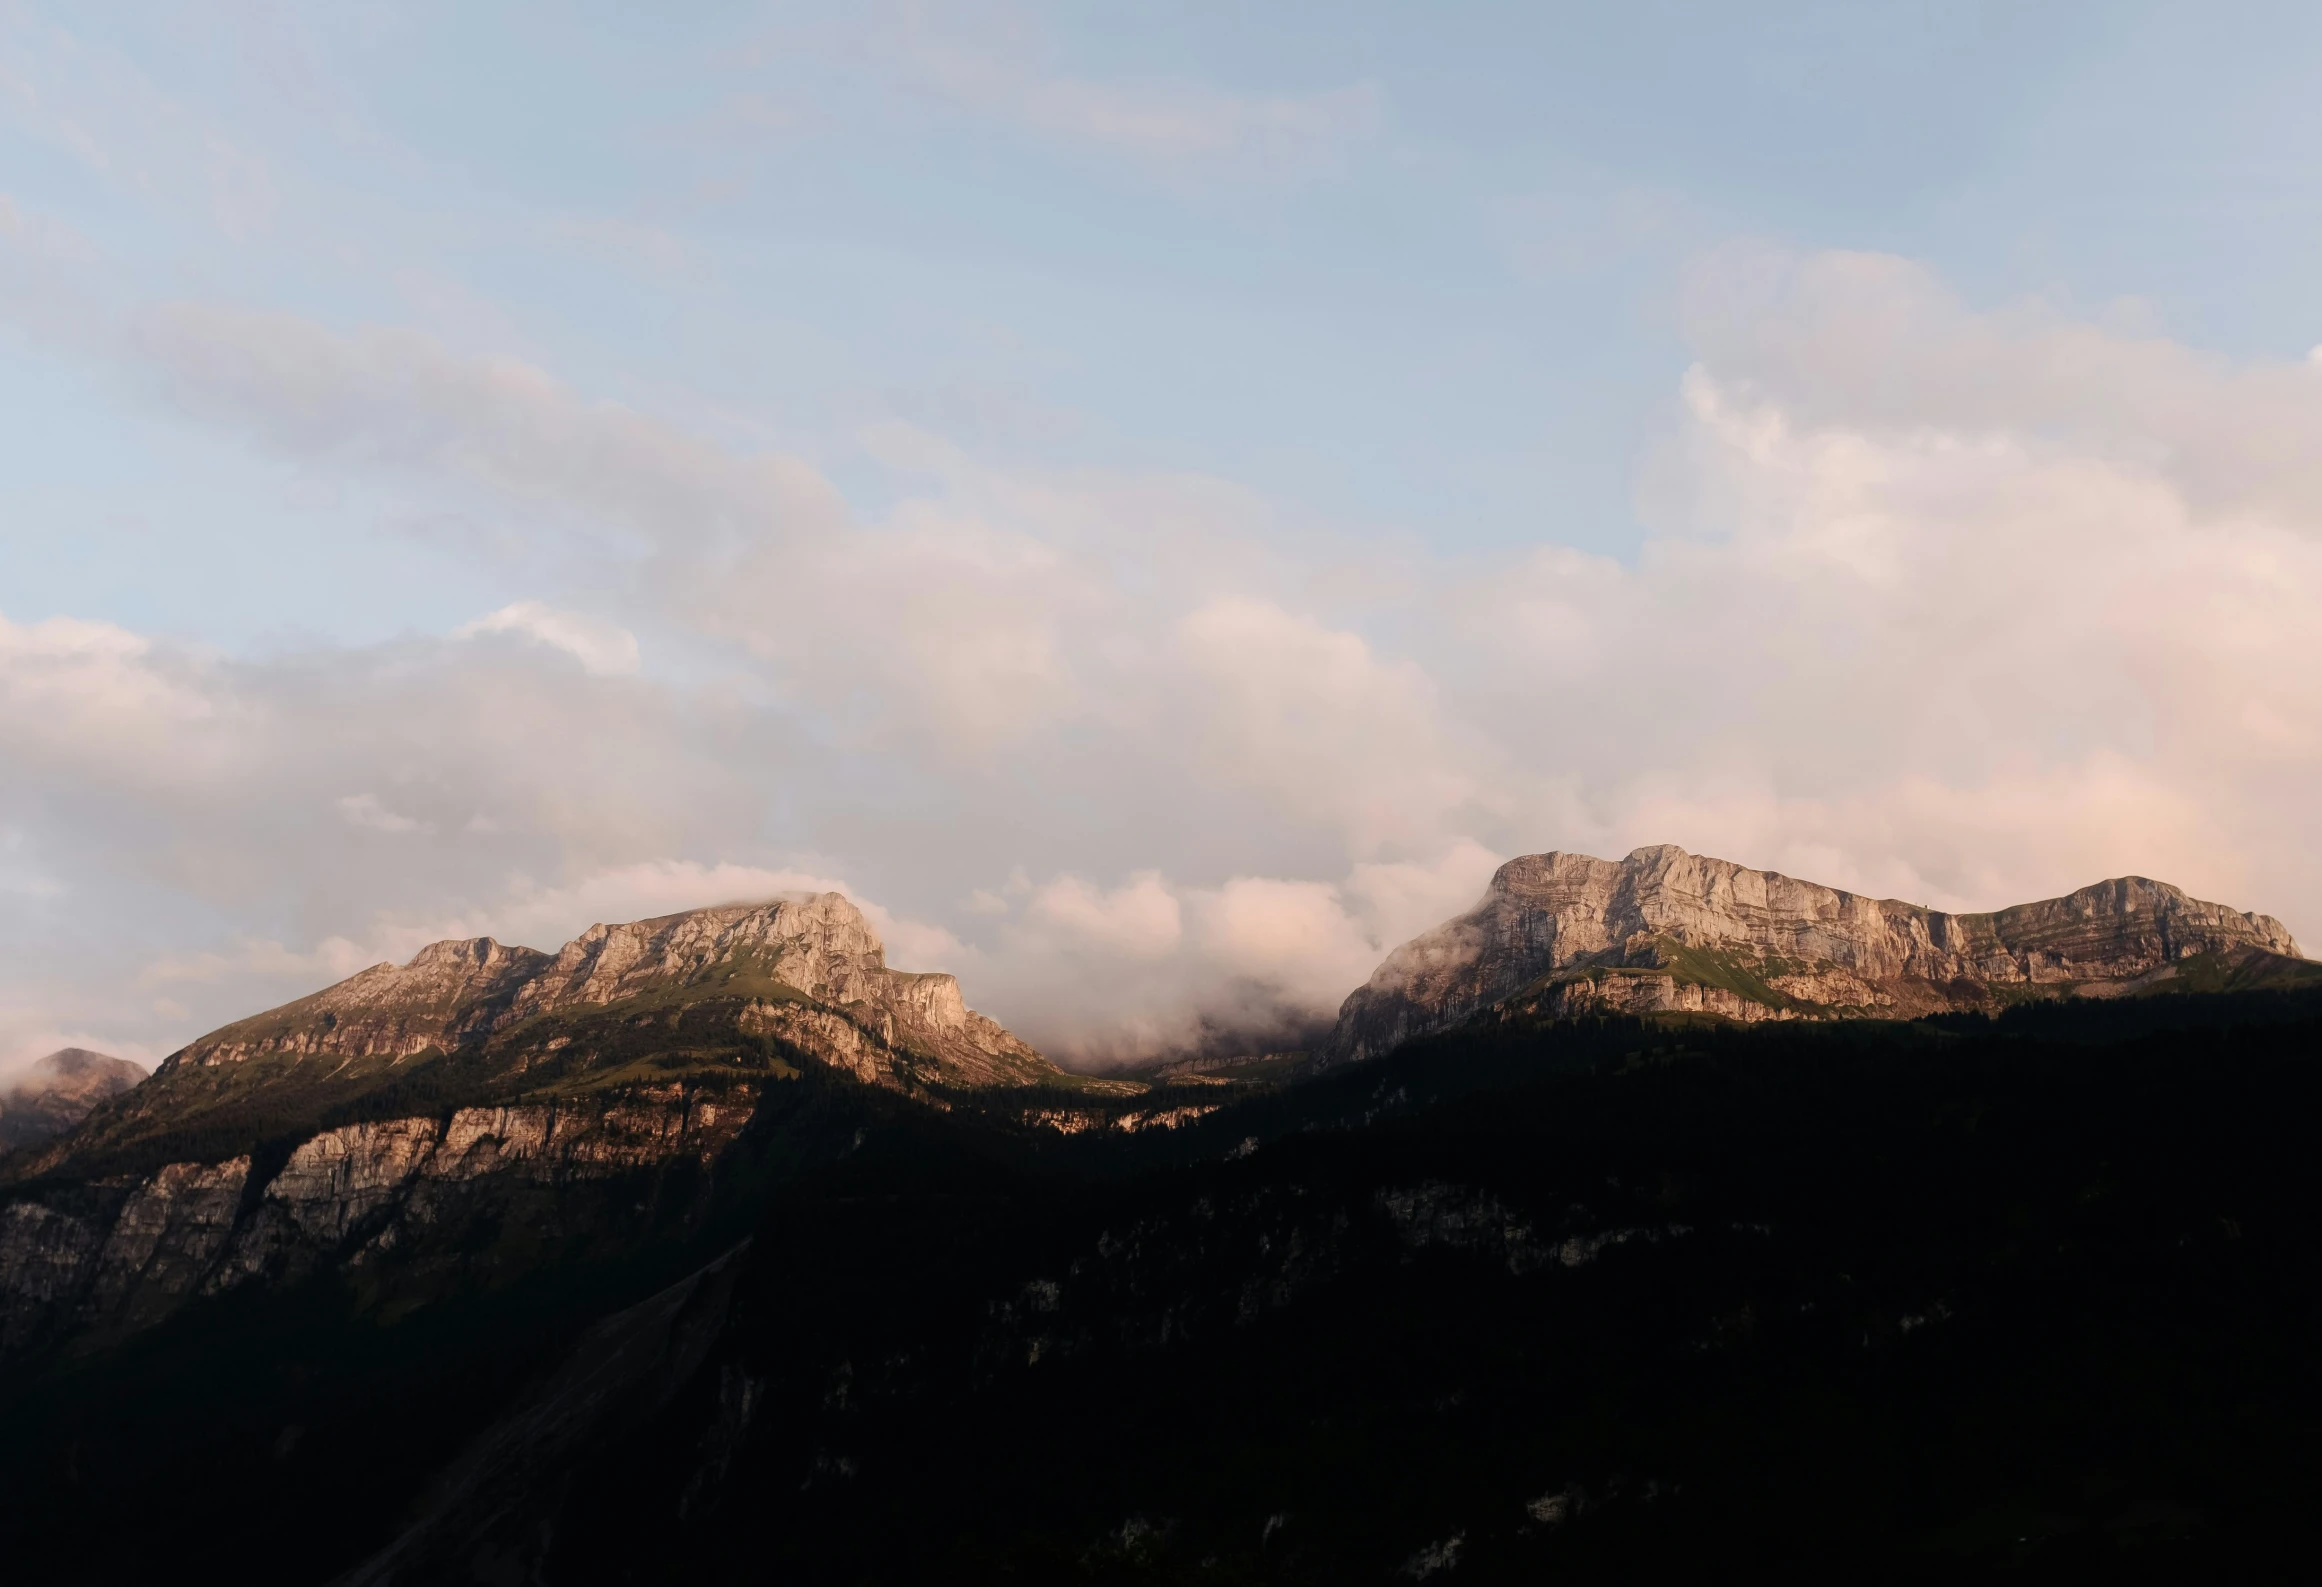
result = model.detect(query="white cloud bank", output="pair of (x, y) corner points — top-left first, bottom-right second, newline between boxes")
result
(6, 243), (2322, 1068)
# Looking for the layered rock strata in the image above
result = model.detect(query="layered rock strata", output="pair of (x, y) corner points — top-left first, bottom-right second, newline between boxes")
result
(0, 1087), (748, 1357)
(1324, 845), (2307, 1063)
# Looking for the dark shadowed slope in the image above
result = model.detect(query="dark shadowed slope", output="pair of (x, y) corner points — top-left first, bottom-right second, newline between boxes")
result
(3, 988), (2317, 1583)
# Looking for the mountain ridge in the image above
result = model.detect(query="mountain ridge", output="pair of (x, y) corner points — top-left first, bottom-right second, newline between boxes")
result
(159, 891), (1046, 1086)
(15, 892), (1055, 1188)
(1324, 844), (2310, 1063)
(9, 858), (2312, 1367)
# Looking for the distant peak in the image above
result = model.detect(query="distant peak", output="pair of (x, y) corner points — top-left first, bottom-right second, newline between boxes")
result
(31, 1047), (144, 1076)
(7, 1047), (147, 1102)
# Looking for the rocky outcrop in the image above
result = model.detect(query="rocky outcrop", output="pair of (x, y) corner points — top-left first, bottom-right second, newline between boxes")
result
(0, 1158), (251, 1351)
(1323, 845), (2308, 1063)
(0, 1086), (750, 1357)
(0, 1049), (148, 1152)
(170, 893), (1047, 1086)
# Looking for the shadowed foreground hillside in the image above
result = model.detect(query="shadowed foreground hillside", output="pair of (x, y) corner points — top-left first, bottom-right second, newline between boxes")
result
(5, 990), (2322, 1582)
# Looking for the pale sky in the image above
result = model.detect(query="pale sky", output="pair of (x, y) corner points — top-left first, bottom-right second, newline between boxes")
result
(7, 1), (2322, 1072)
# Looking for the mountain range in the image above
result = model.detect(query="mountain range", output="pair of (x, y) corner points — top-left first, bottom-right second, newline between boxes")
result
(3, 846), (2319, 1582)
(6, 849), (2312, 1363)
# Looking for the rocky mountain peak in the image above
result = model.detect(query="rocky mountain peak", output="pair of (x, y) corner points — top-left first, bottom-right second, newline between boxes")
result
(1322, 845), (2308, 1063)
(405, 937), (529, 972)
(512, 893), (889, 1017)
(151, 891), (1047, 1092)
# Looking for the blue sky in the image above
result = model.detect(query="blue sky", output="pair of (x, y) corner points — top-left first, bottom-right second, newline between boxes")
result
(16, 0), (2322, 629)
(7, 1), (2322, 1069)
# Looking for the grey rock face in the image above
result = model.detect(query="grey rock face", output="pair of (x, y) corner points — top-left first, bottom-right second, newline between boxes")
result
(1323, 845), (2306, 1064)
(0, 1087), (748, 1357)
(0, 1158), (250, 1353)
(0, 1049), (148, 1152)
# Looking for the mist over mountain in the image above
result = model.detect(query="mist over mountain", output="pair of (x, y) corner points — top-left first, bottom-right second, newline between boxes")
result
(0, 1049), (146, 1153)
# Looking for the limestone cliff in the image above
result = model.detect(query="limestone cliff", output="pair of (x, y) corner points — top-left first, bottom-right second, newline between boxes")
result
(1323, 845), (2311, 1063)
(0, 1087), (748, 1357)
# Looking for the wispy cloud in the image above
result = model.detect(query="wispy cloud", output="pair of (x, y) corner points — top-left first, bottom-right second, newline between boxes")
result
(850, 1), (1380, 178)
(0, 12), (275, 237)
